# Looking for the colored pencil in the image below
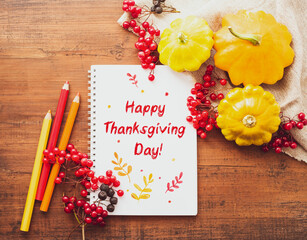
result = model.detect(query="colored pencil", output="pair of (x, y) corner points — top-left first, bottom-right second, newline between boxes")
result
(36, 81), (69, 200)
(40, 93), (80, 212)
(20, 110), (52, 232)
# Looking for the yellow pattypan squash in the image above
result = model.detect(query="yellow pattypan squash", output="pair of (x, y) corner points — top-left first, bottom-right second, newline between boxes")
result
(217, 85), (281, 146)
(158, 16), (214, 72)
(214, 10), (294, 86)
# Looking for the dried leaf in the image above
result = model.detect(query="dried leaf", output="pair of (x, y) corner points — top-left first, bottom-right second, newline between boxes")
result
(119, 158), (122, 164)
(114, 152), (118, 160)
(127, 165), (132, 174)
(134, 184), (142, 192)
(131, 193), (139, 200)
(143, 176), (147, 185)
(114, 167), (122, 171)
(118, 171), (126, 176)
(122, 163), (127, 168)
(139, 194), (150, 199)
(112, 160), (118, 165)
(179, 172), (183, 179)
(149, 173), (153, 180)
(142, 188), (152, 192)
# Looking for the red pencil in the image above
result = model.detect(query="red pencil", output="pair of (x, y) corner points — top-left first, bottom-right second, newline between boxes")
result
(36, 81), (69, 200)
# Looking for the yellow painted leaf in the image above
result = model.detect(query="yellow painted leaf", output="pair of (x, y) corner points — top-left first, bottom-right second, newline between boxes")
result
(131, 193), (139, 200)
(114, 167), (122, 171)
(122, 163), (127, 168)
(119, 158), (123, 164)
(139, 194), (150, 199)
(142, 188), (152, 192)
(114, 152), (118, 159)
(134, 184), (142, 192)
(118, 171), (126, 176)
(149, 173), (153, 180)
(149, 178), (154, 183)
(143, 176), (147, 185)
(127, 165), (132, 174)
(112, 160), (118, 165)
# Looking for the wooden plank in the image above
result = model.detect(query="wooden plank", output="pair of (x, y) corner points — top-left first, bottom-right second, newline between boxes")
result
(0, 0), (306, 239)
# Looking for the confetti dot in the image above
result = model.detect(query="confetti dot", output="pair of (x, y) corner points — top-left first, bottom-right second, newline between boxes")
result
(159, 177), (161, 180)
(165, 92), (169, 96)
(140, 169), (143, 172)
(172, 158), (175, 162)
(141, 90), (144, 93)
(127, 189), (129, 192)
(117, 140), (120, 143)
(108, 105), (111, 108)
(168, 200), (171, 203)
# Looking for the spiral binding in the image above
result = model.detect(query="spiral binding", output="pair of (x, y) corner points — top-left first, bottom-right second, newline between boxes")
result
(88, 68), (97, 200)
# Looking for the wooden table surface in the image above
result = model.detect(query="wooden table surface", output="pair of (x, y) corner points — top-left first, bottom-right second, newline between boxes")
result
(0, 0), (306, 239)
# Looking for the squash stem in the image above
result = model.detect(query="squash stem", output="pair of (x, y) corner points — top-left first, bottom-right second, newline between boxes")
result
(177, 32), (188, 44)
(228, 26), (261, 46)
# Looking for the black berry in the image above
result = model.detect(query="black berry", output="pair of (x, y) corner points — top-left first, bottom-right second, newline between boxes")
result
(110, 197), (118, 205)
(100, 184), (109, 192)
(151, 6), (156, 12)
(155, 6), (163, 14)
(107, 204), (115, 212)
(107, 188), (115, 197)
(98, 191), (107, 200)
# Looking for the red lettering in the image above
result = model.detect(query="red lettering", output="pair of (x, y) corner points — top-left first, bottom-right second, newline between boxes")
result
(134, 142), (143, 155)
(125, 101), (135, 113)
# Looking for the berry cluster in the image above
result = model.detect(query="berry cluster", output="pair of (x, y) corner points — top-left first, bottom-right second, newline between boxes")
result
(186, 65), (227, 139)
(262, 112), (306, 153)
(48, 144), (124, 230)
(150, 0), (166, 14)
(122, 1), (160, 81)
(62, 196), (108, 226)
(122, 0), (142, 18)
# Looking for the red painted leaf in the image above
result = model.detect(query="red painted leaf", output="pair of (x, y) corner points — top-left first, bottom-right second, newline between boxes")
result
(127, 73), (132, 77)
(179, 172), (183, 179)
(169, 189), (174, 192)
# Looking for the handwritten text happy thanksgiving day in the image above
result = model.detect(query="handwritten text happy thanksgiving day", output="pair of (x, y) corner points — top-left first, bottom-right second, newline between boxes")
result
(103, 101), (186, 159)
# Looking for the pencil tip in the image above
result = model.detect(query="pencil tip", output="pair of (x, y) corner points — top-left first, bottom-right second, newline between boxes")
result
(63, 81), (69, 90)
(73, 93), (80, 103)
(45, 110), (52, 119)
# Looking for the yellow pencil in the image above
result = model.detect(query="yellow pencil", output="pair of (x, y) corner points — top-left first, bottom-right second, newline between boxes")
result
(20, 110), (52, 232)
(40, 93), (80, 212)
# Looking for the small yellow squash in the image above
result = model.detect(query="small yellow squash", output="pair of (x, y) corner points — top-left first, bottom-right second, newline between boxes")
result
(158, 16), (214, 72)
(217, 85), (281, 146)
(214, 10), (294, 86)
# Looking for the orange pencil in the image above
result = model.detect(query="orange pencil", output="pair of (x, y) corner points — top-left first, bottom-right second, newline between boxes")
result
(40, 93), (80, 212)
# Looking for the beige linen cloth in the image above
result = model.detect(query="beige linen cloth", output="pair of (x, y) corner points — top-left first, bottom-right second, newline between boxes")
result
(118, 0), (307, 163)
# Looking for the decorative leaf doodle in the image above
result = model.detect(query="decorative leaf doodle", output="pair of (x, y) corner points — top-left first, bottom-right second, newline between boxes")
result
(165, 172), (183, 193)
(127, 73), (138, 88)
(131, 174), (154, 201)
(111, 152), (132, 182)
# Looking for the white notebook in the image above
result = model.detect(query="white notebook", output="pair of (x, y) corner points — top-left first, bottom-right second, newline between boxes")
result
(88, 65), (197, 215)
